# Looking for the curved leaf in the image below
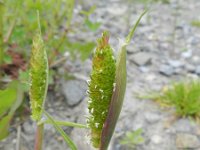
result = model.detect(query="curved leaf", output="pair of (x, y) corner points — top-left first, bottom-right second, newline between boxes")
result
(100, 10), (147, 150)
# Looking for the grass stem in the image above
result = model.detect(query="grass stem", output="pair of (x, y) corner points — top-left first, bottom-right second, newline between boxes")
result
(34, 123), (44, 150)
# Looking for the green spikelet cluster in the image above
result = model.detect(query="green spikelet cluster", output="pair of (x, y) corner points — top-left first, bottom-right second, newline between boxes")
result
(29, 33), (48, 122)
(87, 32), (116, 148)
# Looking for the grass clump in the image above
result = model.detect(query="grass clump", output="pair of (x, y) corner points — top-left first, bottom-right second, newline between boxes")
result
(120, 128), (144, 149)
(146, 80), (200, 118)
(191, 20), (200, 28)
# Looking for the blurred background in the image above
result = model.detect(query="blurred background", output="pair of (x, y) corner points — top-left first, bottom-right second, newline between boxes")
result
(1, 0), (200, 149)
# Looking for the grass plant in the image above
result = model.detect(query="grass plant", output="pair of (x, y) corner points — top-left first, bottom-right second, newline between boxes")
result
(139, 80), (200, 118)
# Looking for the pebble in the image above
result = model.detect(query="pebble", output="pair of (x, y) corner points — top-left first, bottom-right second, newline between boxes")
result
(151, 135), (163, 144)
(159, 65), (174, 76)
(144, 112), (161, 124)
(167, 60), (184, 68)
(181, 50), (192, 58)
(176, 133), (200, 149)
(185, 64), (196, 73)
(130, 52), (152, 66)
(61, 80), (87, 106)
(173, 119), (192, 133)
(195, 66), (200, 75)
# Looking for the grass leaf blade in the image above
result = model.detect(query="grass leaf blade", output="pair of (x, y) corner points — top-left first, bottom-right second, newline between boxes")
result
(100, 11), (147, 150)
(42, 119), (87, 128)
(43, 111), (77, 150)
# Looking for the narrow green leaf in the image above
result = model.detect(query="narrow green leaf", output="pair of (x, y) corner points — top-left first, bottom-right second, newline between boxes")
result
(43, 111), (77, 150)
(9, 81), (24, 114)
(0, 115), (12, 140)
(100, 11), (147, 150)
(66, 0), (74, 28)
(85, 19), (101, 32)
(41, 119), (87, 128)
(0, 81), (24, 141)
(126, 10), (147, 44)
(0, 87), (17, 117)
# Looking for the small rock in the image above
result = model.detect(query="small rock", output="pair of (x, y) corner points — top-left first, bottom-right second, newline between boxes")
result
(23, 121), (35, 134)
(144, 112), (161, 124)
(62, 80), (87, 106)
(173, 119), (192, 133)
(126, 44), (140, 54)
(192, 56), (200, 65)
(151, 135), (162, 144)
(159, 65), (174, 76)
(195, 66), (200, 75)
(167, 60), (184, 68)
(185, 64), (195, 73)
(181, 50), (192, 58)
(176, 133), (200, 149)
(130, 52), (152, 66)
(139, 66), (149, 73)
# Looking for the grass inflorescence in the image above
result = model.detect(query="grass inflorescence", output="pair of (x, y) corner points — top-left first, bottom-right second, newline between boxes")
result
(87, 31), (116, 148)
(29, 32), (48, 122)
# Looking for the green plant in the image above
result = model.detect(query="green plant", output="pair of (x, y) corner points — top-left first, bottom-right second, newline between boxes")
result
(28, 10), (146, 150)
(0, 81), (25, 140)
(29, 12), (86, 150)
(87, 11), (147, 149)
(3, 0), (95, 62)
(81, 6), (101, 32)
(120, 128), (144, 149)
(191, 20), (200, 28)
(0, 0), (97, 141)
(141, 80), (200, 118)
(23, 8), (146, 150)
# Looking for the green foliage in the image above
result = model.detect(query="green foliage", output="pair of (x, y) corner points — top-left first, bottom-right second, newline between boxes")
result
(2, 0), (95, 64)
(0, 115), (12, 140)
(0, 88), (16, 116)
(29, 31), (48, 122)
(87, 32), (116, 148)
(191, 20), (200, 28)
(81, 6), (101, 32)
(146, 80), (200, 117)
(0, 81), (24, 140)
(87, 11), (146, 149)
(84, 19), (101, 32)
(66, 41), (96, 61)
(120, 128), (144, 149)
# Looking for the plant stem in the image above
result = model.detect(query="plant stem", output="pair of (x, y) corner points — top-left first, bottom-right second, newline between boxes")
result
(34, 123), (44, 150)
(3, 18), (17, 44)
(0, 1), (4, 67)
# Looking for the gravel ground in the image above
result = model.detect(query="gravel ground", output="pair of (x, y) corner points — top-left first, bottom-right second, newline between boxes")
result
(1, 0), (200, 149)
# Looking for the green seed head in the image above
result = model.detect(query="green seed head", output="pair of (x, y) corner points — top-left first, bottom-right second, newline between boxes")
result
(87, 31), (116, 148)
(29, 33), (48, 122)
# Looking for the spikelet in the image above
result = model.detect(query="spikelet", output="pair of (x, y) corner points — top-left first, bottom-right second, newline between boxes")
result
(87, 31), (116, 148)
(29, 32), (48, 122)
